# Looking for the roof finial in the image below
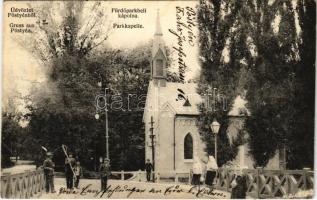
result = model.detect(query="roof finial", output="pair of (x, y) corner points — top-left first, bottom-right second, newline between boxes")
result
(155, 9), (162, 36)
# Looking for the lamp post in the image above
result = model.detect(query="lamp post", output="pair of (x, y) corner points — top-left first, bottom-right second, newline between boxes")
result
(210, 119), (220, 162)
(149, 116), (155, 182)
(95, 87), (109, 160)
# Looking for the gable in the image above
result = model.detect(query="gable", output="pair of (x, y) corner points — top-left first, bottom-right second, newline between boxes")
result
(153, 47), (166, 60)
(160, 102), (176, 116)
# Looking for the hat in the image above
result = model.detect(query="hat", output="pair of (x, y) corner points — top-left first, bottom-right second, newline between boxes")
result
(46, 152), (53, 156)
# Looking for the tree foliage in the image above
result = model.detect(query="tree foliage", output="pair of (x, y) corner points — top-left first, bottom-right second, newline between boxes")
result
(1, 112), (27, 168)
(197, 0), (246, 166)
(288, 0), (315, 169)
(5, 1), (178, 171)
(198, 0), (315, 169)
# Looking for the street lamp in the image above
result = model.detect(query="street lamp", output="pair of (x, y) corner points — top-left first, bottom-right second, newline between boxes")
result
(210, 119), (220, 163)
(95, 88), (110, 160)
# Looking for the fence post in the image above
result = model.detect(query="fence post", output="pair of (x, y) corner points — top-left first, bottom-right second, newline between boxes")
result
(215, 169), (220, 187)
(175, 173), (179, 183)
(303, 168), (310, 190)
(2, 172), (11, 198)
(156, 172), (160, 183)
(39, 170), (45, 194)
(256, 167), (262, 199)
(285, 170), (289, 198)
(224, 168), (230, 192)
(138, 170), (141, 182)
(121, 170), (124, 181)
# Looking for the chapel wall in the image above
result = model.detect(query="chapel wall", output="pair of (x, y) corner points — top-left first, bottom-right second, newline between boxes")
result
(174, 116), (207, 173)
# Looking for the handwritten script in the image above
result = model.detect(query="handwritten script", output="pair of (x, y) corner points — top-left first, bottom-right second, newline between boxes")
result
(169, 6), (197, 83)
(58, 184), (226, 198)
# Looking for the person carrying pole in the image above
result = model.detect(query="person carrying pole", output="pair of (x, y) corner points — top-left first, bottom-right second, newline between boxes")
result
(62, 145), (76, 190)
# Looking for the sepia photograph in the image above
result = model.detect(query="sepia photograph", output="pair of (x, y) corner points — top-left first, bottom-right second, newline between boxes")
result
(1, 0), (315, 199)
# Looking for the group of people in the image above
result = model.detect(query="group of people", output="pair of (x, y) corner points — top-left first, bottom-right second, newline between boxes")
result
(42, 151), (112, 194)
(192, 155), (218, 188)
(42, 151), (83, 193)
(191, 155), (247, 199)
(43, 151), (246, 198)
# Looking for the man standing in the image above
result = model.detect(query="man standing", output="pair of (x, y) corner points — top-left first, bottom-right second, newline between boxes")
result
(99, 158), (111, 191)
(65, 152), (76, 189)
(144, 159), (154, 182)
(74, 161), (83, 189)
(43, 152), (56, 193)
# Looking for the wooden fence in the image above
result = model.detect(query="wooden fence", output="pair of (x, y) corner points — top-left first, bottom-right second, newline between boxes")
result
(0, 168), (313, 199)
(1, 169), (45, 198)
(127, 168), (313, 198)
(214, 168), (314, 198)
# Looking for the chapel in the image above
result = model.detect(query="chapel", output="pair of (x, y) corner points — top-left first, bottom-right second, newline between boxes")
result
(143, 12), (281, 176)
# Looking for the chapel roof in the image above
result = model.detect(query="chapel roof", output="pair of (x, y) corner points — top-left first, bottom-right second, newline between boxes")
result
(145, 81), (249, 117)
(154, 81), (202, 115)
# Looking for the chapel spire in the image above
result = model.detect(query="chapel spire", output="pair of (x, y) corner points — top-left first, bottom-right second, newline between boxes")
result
(151, 9), (167, 87)
(155, 9), (163, 36)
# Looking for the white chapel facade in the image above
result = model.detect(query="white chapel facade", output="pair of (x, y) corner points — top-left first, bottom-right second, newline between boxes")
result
(143, 11), (207, 174)
(143, 12), (281, 175)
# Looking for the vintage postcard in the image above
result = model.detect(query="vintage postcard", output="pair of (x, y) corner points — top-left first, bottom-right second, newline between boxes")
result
(1, 0), (315, 199)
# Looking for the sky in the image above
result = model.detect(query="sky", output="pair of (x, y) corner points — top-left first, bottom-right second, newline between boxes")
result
(104, 0), (201, 78)
(2, 1), (201, 109)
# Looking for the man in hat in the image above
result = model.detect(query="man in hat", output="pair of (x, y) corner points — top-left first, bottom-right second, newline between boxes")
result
(144, 159), (154, 182)
(65, 152), (76, 189)
(99, 158), (111, 191)
(43, 152), (56, 193)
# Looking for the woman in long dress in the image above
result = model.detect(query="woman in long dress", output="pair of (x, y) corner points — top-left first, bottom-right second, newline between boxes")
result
(231, 171), (247, 199)
(192, 158), (203, 186)
(205, 155), (218, 188)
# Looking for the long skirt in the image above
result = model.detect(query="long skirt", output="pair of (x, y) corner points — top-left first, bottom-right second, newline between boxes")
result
(205, 170), (216, 186)
(192, 174), (201, 185)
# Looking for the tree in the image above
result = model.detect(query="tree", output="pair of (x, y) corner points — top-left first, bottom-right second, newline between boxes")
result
(197, 0), (247, 166)
(239, 0), (297, 167)
(287, 0), (315, 169)
(243, 0), (315, 168)
(197, 0), (315, 169)
(1, 112), (25, 167)
(18, 0), (179, 171)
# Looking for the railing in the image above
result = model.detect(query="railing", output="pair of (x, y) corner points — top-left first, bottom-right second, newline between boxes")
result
(1, 169), (45, 198)
(153, 171), (192, 184)
(214, 168), (314, 198)
(110, 170), (192, 184)
(123, 168), (313, 198)
(111, 171), (136, 180)
(2, 168), (311, 199)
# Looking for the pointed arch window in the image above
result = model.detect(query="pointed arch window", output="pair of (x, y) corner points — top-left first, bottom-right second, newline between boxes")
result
(184, 133), (193, 159)
(155, 59), (163, 76)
